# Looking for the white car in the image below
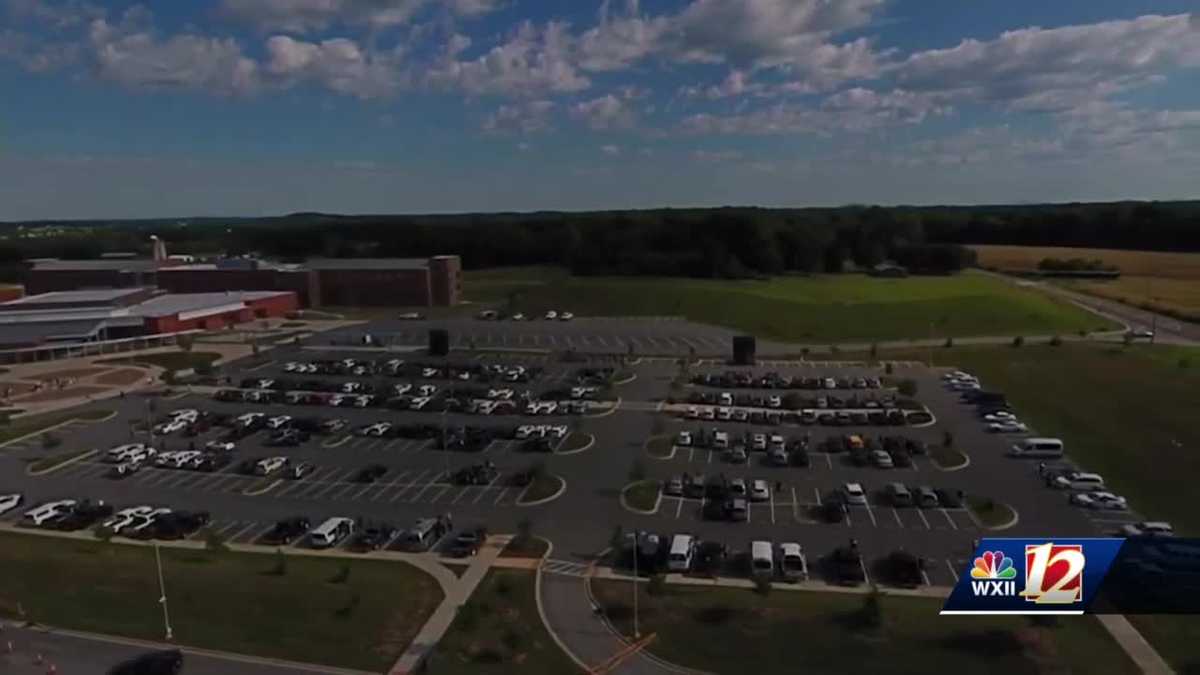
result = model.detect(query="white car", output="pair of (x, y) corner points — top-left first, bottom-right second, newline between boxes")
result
(1070, 491), (1128, 510)
(718, 392), (733, 406)
(284, 362), (299, 372)
(570, 386), (596, 399)
(103, 506), (156, 532)
(727, 446), (748, 464)
(393, 383), (413, 396)
(685, 406), (699, 420)
(544, 310), (558, 320)
(983, 411), (1017, 423)
(171, 451), (202, 468)
(823, 378), (837, 390)
(733, 408), (749, 422)
(154, 451), (181, 468)
(1119, 521), (1174, 538)
(769, 435), (785, 452)
(751, 434), (766, 451)
(24, 500), (76, 526)
(515, 425), (535, 440)
(716, 407), (732, 420)
(841, 483), (867, 505)
(559, 312), (574, 321)
(153, 419), (187, 435)
(1051, 472), (1104, 491)
(767, 396), (782, 409)
(328, 394), (347, 407)
(422, 368), (438, 378)
(365, 422), (392, 437)
(548, 425), (569, 440)
(255, 457), (289, 476)
(0, 493), (23, 516)
(410, 396), (432, 410)
(700, 407), (715, 421)
(127, 447), (157, 464)
(511, 313), (526, 321)
(418, 384), (437, 397)
(989, 421), (1028, 433)
(535, 401), (558, 415)
(127, 508), (172, 536)
(169, 408), (199, 421)
(489, 388), (514, 400)
(871, 450), (894, 468)
(750, 479), (770, 502)
(729, 478), (747, 496)
(677, 431), (692, 446)
(353, 395), (374, 408)
(266, 415), (292, 430)
(340, 382), (361, 394)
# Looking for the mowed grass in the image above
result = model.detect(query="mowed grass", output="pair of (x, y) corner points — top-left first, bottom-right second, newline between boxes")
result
(464, 268), (1111, 343)
(0, 532), (442, 672)
(591, 582), (1135, 675)
(972, 245), (1200, 279)
(97, 351), (221, 371)
(0, 407), (112, 446)
(434, 569), (579, 674)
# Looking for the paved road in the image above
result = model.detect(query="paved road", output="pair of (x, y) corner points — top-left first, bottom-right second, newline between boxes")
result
(0, 622), (353, 675)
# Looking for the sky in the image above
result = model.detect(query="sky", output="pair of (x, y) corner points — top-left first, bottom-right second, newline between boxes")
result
(1, 0), (1199, 219)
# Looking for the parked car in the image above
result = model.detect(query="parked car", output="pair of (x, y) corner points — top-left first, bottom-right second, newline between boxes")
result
(450, 526), (488, 556)
(1119, 521), (1174, 538)
(261, 517), (311, 545)
(0, 493), (23, 517)
(1070, 491), (1128, 510)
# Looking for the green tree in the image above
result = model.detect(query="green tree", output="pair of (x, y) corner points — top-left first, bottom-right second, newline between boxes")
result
(897, 379), (919, 397)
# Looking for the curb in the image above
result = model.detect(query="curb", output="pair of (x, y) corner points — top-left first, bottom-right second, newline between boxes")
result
(977, 504), (1020, 531)
(243, 479), (282, 496)
(534, 541), (595, 674)
(931, 449), (971, 472)
(644, 435), (677, 461)
(555, 433), (594, 456)
(611, 373), (638, 386)
(322, 435), (353, 449)
(26, 448), (99, 476)
(619, 481), (662, 515)
(517, 475), (567, 507)
(1, 411), (116, 449)
(585, 398), (622, 418)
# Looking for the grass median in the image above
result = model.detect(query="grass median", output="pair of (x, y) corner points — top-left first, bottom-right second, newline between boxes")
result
(930, 444), (968, 469)
(622, 480), (660, 512)
(0, 408), (113, 447)
(645, 435), (674, 459)
(433, 569), (578, 674)
(557, 432), (593, 453)
(29, 448), (96, 473)
(591, 581), (1136, 675)
(97, 352), (221, 372)
(0, 531), (442, 672)
(518, 473), (564, 504)
(966, 496), (1016, 529)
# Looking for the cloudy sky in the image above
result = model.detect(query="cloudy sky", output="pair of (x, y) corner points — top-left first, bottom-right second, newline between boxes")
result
(2, 0), (1199, 219)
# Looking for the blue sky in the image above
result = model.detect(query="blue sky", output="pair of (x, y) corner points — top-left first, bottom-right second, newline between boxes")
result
(1, 0), (1199, 219)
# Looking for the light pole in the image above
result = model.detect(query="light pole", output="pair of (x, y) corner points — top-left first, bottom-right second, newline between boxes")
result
(155, 544), (173, 641)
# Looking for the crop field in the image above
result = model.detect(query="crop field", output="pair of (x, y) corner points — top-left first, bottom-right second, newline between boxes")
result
(463, 267), (1113, 343)
(971, 245), (1200, 279)
(1062, 276), (1200, 321)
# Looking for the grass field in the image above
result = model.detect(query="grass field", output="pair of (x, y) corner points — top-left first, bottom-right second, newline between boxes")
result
(0, 408), (112, 446)
(0, 532), (442, 672)
(623, 480), (661, 511)
(464, 267), (1113, 343)
(971, 245), (1200, 279)
(433, 569), (578, 674)
(591, 582), (1135, 674)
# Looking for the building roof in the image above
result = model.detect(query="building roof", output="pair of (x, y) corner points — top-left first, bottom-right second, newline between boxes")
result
(28, 258), (163, 272)
(0, 319), (107, 345)
(305, 258), (430, 270)
(131, 291), (291, 318)
(0, 287), (152, 307)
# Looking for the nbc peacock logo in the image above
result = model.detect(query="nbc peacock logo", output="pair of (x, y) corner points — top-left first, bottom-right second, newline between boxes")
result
(970, 550), (1018, 596)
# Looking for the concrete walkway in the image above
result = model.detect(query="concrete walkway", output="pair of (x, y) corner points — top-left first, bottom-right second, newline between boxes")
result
(388, 534), (513, 674)
(1096, 615), (1176, 674)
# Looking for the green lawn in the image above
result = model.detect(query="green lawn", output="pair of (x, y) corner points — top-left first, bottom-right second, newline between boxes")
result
(623, 480), (660, 511)
(929, 444), (968, 469)
(645, 435), (674, 459)
(29, 447), (95, 472)
(97, 351), (221, 371)
(433, 569), (579, 674)
(966, 496), (1016, 529)
(518, 473), (564, 504)
(591, 582), (1136, 675)
(463, 268), (1112, 343)
(0, 532), (442, 672)
(0, 408), (112, 446)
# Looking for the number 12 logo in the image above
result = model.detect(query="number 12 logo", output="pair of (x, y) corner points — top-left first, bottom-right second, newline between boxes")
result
(1021, 543), (1085, 604)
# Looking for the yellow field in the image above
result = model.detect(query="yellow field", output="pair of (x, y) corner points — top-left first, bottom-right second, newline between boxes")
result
(1064, 276), (1200, 321)
(971, 245), (1200, 279)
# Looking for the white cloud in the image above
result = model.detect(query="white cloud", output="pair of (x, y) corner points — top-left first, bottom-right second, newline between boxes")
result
(425, 20), (589, 96)
(5, 0), (104, 29)
(680, 69), (762, 99)
(600, 144), (621, 156)
(219, 0), (498, 33)
(891, 13), (1200, 112)
(482, 99), (555, 134)
(265, 35), (404, 98)
(569, 94), (636, 130)
(88, 18), (259, 95)
(691, 149), (743, 162)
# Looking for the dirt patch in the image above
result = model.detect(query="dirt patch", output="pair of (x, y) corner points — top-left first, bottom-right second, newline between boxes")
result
(31, 367), (108, 382)
(18, 385), (109, 403)
(95, 368), (146, 386)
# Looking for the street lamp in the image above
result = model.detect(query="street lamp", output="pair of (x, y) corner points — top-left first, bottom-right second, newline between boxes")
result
(155, 544), (173, 641)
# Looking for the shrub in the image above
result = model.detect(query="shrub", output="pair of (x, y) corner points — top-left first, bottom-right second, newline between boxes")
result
(897, 379), (918, 397)
(943, 337), (954, 348)
(93, 525), (115, 542)
(329, 564), (350, 584)
(268, 548), (287, 576)
(753, 575), (772, 597)
(456, 603), (480, 633)
(859, 586), (883, 629)
(1049, 335), (1063, 347)
(1180, 358), (1191, 370)
(495, 575), (514, 597)
(1012, 336), (1025, 347)
(203, 529), (228, 552)
(884, 362), (894, 375)
(501, 628), (526, 652)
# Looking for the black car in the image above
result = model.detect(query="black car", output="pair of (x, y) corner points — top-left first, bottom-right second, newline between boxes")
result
(262, 517), (311, 545)
(453, 462), (499, 486)
(449, 526), (488, 556)
(830, 543), (866, 585)
(818, 500), (847, 524)
(885, 550), (925, 588)
(355, 464), (388, 483)
(789, 448), (811, 467)
(935, 488), (966, 508)
(153, 511), (211, 540)
(695, 540), (728, 576)
(107, 649), (183, 675)
(350, 525), (399, 552)
(266, 429), (310, 447)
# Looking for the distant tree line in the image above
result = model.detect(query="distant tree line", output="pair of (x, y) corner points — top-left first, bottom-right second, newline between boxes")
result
(2, 200), (1197, 280)
(1037, 257), (1119, 273)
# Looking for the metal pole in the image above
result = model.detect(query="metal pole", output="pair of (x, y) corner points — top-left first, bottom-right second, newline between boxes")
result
(632, 529), (640, 639)
(155, 544), (173, 641)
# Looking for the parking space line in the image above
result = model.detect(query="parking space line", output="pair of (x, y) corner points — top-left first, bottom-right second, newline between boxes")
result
(941, 508), (958, 530)
(202, 473), (248, 493)
(674, 496), (684, 518)
(245, 522), (275, 545)
(227, 521), (260, 543)
(891, 508), (902, 527)
(307, 469), (357, 499)
(769, 489), (776, 525)
(426, 484), (453, 504)
(492, 487), (510, 505)
(329, 479), (364, 501)
(407, 475), (443, 503)
(388, 469), (430, 502)
(367, 470), (410, 501)
(863, 502), (877, 526)
(945, 559), (960, 582)
(179, 471), (229, 492)
(813, 488), (821, 505)
(688, 447), (695, 462)
(213, 521), (242, 537)
(824, 453), (833, 469)
(465, 474), (501, 504)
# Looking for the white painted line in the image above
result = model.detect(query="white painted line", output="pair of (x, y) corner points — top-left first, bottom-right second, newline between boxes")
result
(470, 474), (501, 504)
(492, 486), (510, 505)
(813, 487), (822, 505)
(945, 559), (960, 582)
(863, 502), (877, 527)
(921, 569), (932, 587)
(227, 521), (260, 543)
(941, 508), (958, 530)
(910, 458), (920, 472)
(213, 521), (242, 537)
(791, 487), (799, 522)
(369, 470), (410, 501)
(769, 488), (776, 525)
(688, 447), (695, 463)
(891, 508), (903, 527)
(917, 508), (931, 530)
(675, 497), (684, 519)
(825, 453), (833, 469)
(425, 484), (453, 504)
(389, 469), (430, 502)
(407, 474), (443, 503)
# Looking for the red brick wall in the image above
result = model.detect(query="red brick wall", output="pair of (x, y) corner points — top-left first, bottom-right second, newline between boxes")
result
(158, 269), (314, 306)
(429, 255), (462, 307)
(142, 292), (297, 333)
(315, 269), (430, 306)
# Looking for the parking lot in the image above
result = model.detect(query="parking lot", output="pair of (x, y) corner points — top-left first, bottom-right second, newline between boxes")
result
(0, 318), (1137, 590)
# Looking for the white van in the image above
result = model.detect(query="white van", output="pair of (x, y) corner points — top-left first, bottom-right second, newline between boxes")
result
(1009, 437), (1064, 458)
(1051, 472), (1104, 491)
(750, 540), (774, 578)
(667, 534), (696, 572)
(310, 517), (355, 548)
(713, 432), (729, 450)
